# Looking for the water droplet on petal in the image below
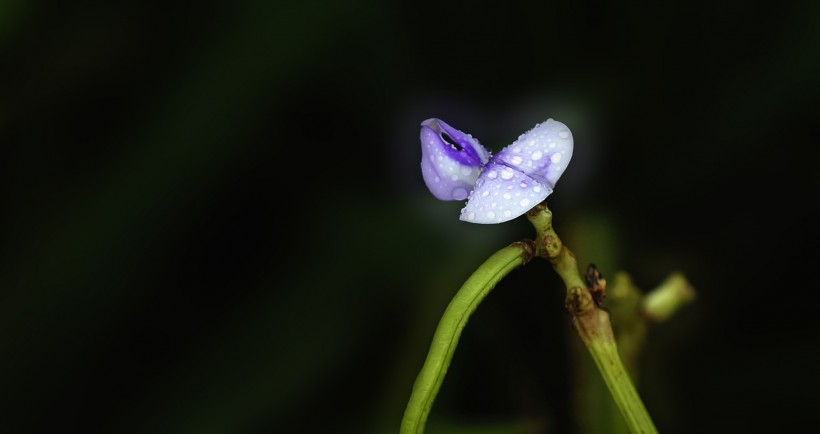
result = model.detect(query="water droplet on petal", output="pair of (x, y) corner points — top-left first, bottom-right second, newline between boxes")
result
(452, 187), (468, 200)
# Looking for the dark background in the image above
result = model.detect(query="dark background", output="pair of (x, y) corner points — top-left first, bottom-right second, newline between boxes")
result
(2, 1), (819, 433)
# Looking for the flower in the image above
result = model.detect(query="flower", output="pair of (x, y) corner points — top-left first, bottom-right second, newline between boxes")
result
(420, 118), (573, 224)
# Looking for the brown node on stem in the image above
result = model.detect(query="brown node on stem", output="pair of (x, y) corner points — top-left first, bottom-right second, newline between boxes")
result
(512, 239), (537, 265)
(565, 286), (595, 316)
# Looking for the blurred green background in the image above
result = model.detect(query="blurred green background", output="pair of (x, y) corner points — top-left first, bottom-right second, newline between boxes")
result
(2, 1), (819, 433)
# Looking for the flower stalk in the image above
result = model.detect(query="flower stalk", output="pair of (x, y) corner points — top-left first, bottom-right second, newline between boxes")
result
(526, 202), (659, 434)
(400, 240), (536, 434)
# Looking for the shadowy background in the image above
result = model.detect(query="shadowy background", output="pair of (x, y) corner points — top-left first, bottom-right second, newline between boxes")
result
(2, 1), (819, 433)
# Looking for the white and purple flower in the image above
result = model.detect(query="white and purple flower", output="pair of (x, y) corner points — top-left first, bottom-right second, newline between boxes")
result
(420, 118), (573, 224)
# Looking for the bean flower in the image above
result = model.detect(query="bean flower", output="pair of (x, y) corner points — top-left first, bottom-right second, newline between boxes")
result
(420, 118), (574, 223)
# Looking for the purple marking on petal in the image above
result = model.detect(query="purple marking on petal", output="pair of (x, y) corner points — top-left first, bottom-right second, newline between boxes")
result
(419, 119), (491, 201)
(459, 162), (551, 224)
(421, 118), (491, 167)
(492, 119), (573, 188)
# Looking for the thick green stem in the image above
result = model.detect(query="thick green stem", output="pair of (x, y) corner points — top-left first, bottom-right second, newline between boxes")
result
(400, 240), (535, 434)
(586, 337), (656, 433)
(527, 203), (659, 434)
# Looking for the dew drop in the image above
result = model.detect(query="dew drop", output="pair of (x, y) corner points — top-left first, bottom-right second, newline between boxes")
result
(453, 188), (468, 200)
(531, 150), (543, 160)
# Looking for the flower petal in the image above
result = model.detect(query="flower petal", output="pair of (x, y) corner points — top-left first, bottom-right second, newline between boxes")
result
(491, 119), (573, 188)
(419, 118), (491, 201)
(459, 162), (551, 224)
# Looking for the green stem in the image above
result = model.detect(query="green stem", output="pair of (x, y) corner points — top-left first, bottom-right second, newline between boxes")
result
(586, 338), (656, 433)
(526, 203), (658, 434)
(400, 240), (535, 434)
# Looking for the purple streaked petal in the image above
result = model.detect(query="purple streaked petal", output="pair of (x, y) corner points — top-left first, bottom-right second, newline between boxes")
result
(459, 162), (551, 224)
(491, 119), (573, 188)
(420, 118), (491, 201)
(421, 118), (490, 166)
